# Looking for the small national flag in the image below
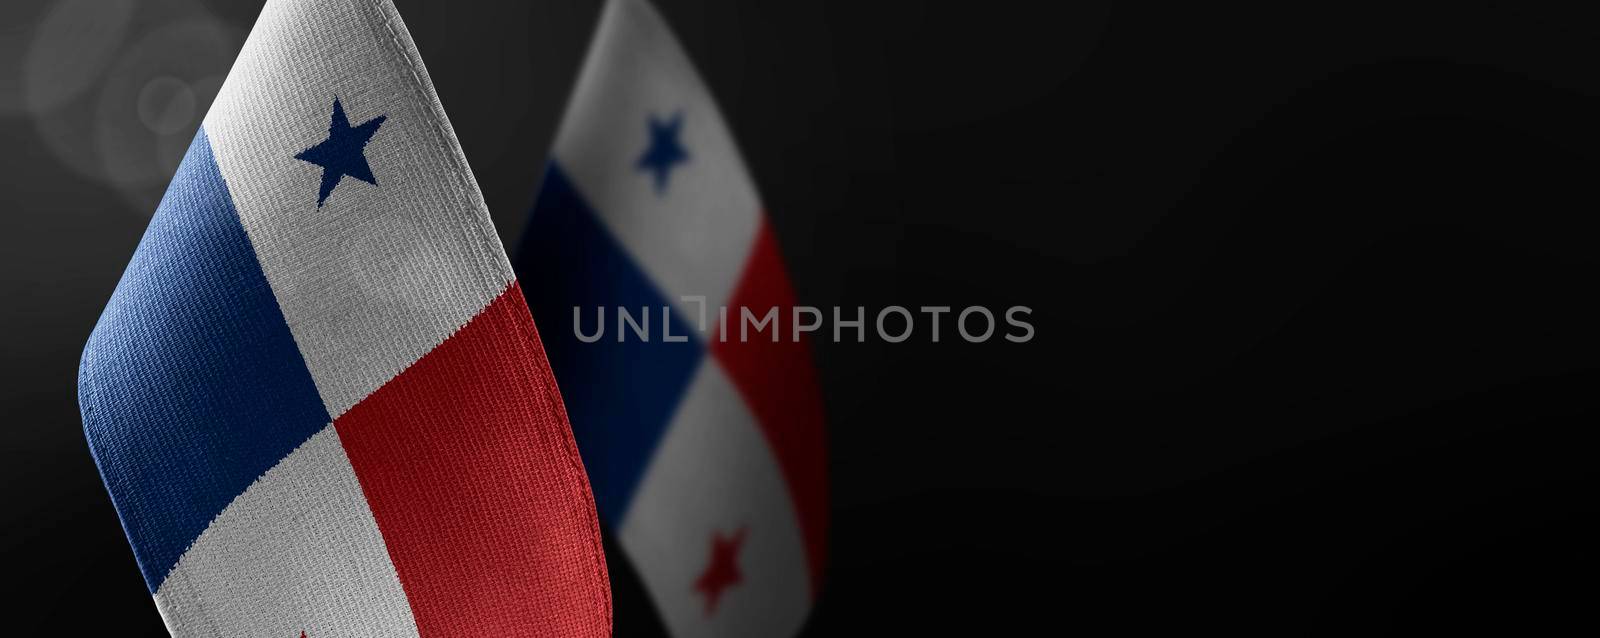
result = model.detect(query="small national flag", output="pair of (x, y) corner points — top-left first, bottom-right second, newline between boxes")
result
(515, 0), (828, 636)
(77, 1), (610, 636)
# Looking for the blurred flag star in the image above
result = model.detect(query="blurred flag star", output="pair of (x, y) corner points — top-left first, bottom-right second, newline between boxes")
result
(636, 111), (689, 194)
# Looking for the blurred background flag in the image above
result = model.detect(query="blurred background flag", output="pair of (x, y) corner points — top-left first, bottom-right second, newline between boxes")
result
(76, 0), (610, 636)
(515, 0), (828, 636)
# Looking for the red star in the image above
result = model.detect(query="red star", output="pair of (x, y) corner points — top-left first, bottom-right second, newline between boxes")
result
(693, 527), (748, 615)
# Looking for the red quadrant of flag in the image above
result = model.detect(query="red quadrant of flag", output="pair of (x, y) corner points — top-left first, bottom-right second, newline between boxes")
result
(709, 220), (829, 593)
(333, 282), (611, 636)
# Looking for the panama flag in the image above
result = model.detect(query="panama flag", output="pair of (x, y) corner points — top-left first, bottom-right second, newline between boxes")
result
(514, 0), (827, 636)
(77, 1), (610, 636)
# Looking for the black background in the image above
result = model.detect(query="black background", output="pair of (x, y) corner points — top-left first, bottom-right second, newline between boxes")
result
(3, 0), (1598, 634)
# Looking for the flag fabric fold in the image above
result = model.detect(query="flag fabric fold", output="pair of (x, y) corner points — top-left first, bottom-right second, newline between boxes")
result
(515, 0), (827, 636)
(78, 1), (610, 636)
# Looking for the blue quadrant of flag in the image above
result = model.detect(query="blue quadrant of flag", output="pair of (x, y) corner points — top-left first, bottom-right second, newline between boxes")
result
(80, 130), (331, 591)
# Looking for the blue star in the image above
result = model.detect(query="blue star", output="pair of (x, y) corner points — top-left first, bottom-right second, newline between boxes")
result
(294, 98), (387, 207)
(636, 111), (689, 194)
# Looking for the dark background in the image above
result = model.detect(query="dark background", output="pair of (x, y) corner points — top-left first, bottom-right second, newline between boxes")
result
(3, 0), (1598, 634)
